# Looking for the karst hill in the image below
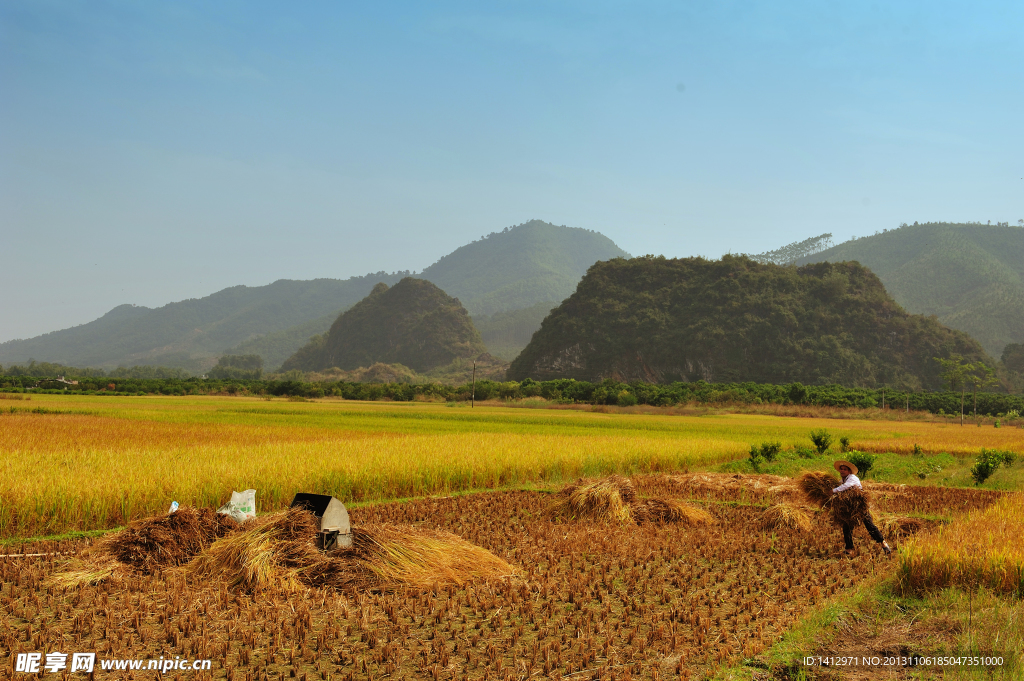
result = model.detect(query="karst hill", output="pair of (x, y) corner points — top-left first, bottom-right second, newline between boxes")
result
(508, 255), (992, 389)
(280, 278), (487, 373)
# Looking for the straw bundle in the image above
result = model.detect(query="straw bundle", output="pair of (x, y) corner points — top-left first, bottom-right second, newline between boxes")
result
(797, 471), (872, 526)
(50, 506), (239, 587)
(758, 503), (813, 532)
(632, 499), (715, 526)
(545, 476), (636, 523)
(796, 471), (838, 507)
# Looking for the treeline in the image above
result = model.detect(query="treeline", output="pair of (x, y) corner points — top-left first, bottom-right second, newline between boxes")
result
(2, 373), (1022, 417)
(0, 361), (191, 380)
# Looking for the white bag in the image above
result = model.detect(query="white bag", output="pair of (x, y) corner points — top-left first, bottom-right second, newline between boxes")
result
(217, 489), (257, 523)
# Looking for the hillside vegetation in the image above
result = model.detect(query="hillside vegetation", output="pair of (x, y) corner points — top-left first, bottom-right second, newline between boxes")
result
(0, 273), (409, 372)
(0, 221), (627, 372)
(420, 220), (629, 317)
(281, 278), (487, 373)
(508, 256), (991, 389)
(471, 301), (558, 361)
(796, 222), (1024, 357)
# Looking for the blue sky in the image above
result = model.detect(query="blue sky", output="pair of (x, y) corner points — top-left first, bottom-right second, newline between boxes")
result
(2, 0), (1022, 342)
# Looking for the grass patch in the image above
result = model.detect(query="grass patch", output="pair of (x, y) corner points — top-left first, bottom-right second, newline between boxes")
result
(720, 579), (1023, 680)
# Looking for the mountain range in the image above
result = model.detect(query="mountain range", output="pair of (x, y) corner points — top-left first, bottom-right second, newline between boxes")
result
(0, 221), (629, 371)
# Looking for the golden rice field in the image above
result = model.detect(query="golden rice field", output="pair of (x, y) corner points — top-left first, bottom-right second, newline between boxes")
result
(2, 394), (1022, 539)
(897, 492), (1024, 597)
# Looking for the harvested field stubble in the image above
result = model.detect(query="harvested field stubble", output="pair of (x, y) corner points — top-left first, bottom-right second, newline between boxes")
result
(4, 477), (997, 680)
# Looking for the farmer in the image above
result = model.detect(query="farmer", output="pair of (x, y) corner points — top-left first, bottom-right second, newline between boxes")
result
(832, 460), (892, 557)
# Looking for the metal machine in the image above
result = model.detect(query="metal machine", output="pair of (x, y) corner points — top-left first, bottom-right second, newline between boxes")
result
(289, 493), (352, 551)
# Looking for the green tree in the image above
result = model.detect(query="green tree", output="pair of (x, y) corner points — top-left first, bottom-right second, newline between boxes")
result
(967, 362), (998, 420)
(934, 355), (972, 426)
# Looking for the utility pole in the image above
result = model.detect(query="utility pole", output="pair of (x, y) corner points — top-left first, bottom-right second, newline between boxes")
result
(471, 361), (476, 409)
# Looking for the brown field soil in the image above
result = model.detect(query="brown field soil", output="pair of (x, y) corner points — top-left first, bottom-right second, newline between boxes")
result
(0, 475), (1003, 681)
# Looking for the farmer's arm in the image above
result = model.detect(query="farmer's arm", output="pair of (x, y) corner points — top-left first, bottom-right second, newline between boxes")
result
(832, 474), (861, 494)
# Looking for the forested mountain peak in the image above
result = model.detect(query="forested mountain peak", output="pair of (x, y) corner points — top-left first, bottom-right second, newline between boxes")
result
(508, 255), (991, 389)
(280, 277), (486, 373)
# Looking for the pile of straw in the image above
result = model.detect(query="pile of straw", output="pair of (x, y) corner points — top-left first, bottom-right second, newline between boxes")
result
(51, 507), (239, 587)
(186, 506), (321, 592)
(758, 503), (813, 532)
(103, 506), (238, 573)
(186, 508), (515, 593)
(632, 499), (715, 526)
(545, 476), (636, 523)
(349, 524), (515, 589)
(547, 476), (717, 526)
(796, 471), (872, 526)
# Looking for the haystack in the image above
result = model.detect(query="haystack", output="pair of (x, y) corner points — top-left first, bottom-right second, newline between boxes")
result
(796, 471), (872, 526)
(632, 498), (715, 526)
(51, 506), (239, 587)
(545, 476), (636, 523)
(758, 503), (813, 532)
(185, 508), (515, 593)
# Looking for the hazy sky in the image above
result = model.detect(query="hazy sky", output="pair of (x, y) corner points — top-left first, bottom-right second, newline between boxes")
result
(3, 0), (1022, 342)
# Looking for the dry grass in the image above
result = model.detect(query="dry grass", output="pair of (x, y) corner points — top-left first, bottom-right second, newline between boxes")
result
(632, 498), (715, 525)
(545, 476), (636, 523)
(896, 492), (1024, 597)
(759, 503), (813, 532)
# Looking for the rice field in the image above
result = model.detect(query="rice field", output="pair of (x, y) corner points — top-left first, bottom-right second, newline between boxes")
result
(896, 492), (1024, 597)
(4, 475), (1003, 681)
(2, 394), (1023, 539)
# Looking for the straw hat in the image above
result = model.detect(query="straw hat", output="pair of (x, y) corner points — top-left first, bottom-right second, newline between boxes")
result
(834, 460), (858, 476)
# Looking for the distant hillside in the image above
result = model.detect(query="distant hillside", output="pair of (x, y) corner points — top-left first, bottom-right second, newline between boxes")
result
(419, 220), (630, 316)
(795, 223), (1024, 357)
(471, 301), (559, 361)
(0, 273), (409, 372)
(281, 278), (487, 373)
(509, 256), (992, 389)
(1, 221), (627, 371)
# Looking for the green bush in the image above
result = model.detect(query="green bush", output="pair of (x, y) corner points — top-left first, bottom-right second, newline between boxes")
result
(617, 391), (638, 407)
(846, 451), (877, 478)
(971, 451), (1001, 485)
(809, 429), (833, 454)
(748, 441), (782, 469)
(794, 446), (816, 459)
(839, 436), (851, 452)
(969, 448), (1015, 485)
